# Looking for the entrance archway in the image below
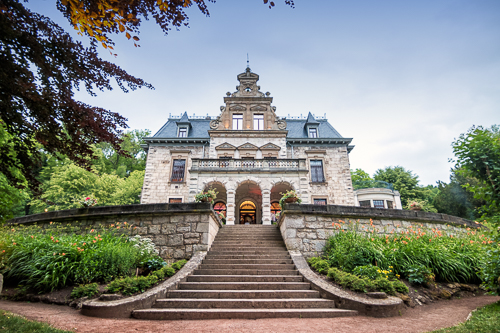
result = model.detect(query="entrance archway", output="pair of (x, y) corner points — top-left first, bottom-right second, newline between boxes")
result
(235, 181), (262, 224)
(239, 201), (257, 224)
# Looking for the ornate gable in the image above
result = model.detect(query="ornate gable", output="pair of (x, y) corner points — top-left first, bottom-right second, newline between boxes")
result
(237, 143), (259, 150)
(260, 143), (280, 150)
(215, 143), (237, 150)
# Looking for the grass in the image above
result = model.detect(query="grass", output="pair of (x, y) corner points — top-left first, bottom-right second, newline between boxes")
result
(0, 310), (72, 333)
(431, 300), (500, 333)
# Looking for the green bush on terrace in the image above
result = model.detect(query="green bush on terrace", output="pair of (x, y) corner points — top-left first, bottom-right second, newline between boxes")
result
(323, 219), (492, 286)
(0, 222), (161, 292)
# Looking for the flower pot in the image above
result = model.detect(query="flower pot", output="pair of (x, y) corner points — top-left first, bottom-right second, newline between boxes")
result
(410, 206), (422, 211)
(285, 197), (298, 203)
(200, 197), (210, 202)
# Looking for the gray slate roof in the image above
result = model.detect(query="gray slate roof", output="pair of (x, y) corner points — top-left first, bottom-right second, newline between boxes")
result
(152, 113), (344, 139)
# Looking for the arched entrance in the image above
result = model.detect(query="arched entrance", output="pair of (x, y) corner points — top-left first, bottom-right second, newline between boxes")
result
(239, 201), (257, 224)
(270, 182), (294, 221)
(235, 181), (262, 224)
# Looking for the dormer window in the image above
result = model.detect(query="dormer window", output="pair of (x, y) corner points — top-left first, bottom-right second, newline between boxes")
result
(233, 114), (243, 130)
(178, 127), (187, 137)
(253, 114), (264, 130)
(309, 128), (318, 138)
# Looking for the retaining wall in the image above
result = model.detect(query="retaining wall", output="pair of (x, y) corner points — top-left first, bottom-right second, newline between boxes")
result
(278, 204), (480, 258)
(7, 203), (221, 260)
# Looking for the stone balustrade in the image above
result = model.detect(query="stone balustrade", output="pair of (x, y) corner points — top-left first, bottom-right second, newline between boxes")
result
(190, 158), (308, 172)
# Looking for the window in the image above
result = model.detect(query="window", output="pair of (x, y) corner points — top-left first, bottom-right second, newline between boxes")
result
(310, 160), (325, 183)
(169, 198), (182, 203)
(171, 159), (186, 182)
(178, 127), (187, 137)
(253, 114), (264, 130)
(233, 114), (243, 130)
(309, 128), (318, 138)
(313, 198), (327, 205)
(213, 202), (227, 217)
(386, 201), (393, 209)
(373, 200), (384, 209)
(359, 200), (371, 207)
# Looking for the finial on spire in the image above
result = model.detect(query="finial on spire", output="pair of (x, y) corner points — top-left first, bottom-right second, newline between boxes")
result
(246, 53), (249, 68)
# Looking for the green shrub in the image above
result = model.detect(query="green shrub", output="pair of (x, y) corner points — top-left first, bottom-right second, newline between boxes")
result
(312, 259), (330, 274)
(326, 221), (488, 284)
(140, 257), (167, 272)
(352, 264), (381, 280)
(106, 275), (159, 295)
(307, 257), (321, 266)
(392, 279), (409, 294)
(374, 277), (396, 295)
(0, 223), (148, 292)
(405, 264), (435, 285)
(71, 283), (99, 299)
(171, 259), (187, 271)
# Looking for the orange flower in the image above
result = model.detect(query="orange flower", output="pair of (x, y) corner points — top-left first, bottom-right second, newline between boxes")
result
(62, 253), (66, 256)
(55, 240), (59, 243)
(93, 240), (96, 243)
(83, 242), (86, 246)
(429, 239), (432, 242)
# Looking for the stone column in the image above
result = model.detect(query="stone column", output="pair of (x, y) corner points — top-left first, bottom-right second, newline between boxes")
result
(226, 189), (236, 225)
(262, 189), (271, 225)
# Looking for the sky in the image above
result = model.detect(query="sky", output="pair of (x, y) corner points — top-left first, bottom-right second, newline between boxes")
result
(28, 0), (500, 186)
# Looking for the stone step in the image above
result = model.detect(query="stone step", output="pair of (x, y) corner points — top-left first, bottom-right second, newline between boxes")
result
(212, 240), (285, 245)
(178, 282), (310, 290)
(193, 269), (299, 276)
(210, 245), (287, 252)
(152, 298), (337, 309)
(199, 264), (296, 270)
(206, 250), (290, 256)
(166, 290), (320, 299)
(204, 254), (291, 260)
(132, 308), (357, 320)
(203, 259), (293, 265)
(187, 275), (303, 283)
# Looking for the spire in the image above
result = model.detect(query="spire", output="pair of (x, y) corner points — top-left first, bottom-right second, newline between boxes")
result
(306, 112), (319, 124)
(246, 53), (250, 70)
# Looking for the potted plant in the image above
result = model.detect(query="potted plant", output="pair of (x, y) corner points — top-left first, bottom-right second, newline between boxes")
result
(80, 195), (97, 208)
(194, 188), (218, 204)
(279, 190), (302, 209)
(409, 201), (422, 211)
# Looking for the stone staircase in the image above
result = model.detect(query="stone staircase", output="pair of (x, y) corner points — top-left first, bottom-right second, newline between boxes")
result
(132, 225), (358, 320)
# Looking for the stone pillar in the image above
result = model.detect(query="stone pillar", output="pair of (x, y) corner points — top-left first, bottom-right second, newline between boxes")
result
(262, 189), (271, 225)
(226, 189), (236, 225)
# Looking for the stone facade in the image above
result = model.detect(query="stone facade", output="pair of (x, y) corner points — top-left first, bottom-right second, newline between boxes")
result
(279, 204), (480, 259)
(141, 67), (355, 225)
(8, 203), (221, 261)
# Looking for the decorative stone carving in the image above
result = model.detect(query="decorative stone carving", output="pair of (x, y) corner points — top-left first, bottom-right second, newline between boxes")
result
(229, 104), (246, 111)
(209, 116), (220, 129)
(220, 106), (225, 112)
(250, 105), (267, 111)
(277, 118), (287, 130)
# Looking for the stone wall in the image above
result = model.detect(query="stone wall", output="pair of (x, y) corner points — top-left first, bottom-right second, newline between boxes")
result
(278, 204), (480, 259)
(8, 203), (221, 261)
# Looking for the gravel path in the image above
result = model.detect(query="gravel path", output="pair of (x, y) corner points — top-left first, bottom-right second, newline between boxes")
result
(1, 296), (499, 333)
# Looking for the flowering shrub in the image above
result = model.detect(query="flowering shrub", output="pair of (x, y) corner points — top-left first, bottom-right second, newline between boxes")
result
(129, 235), (159, 257)
(326, 219), (490, 285)
(80, 195), (98, 208)
(194, 188), (218, 204)
(0, 222), (151, 292)
(279, 190), (302, 209)
(405, 264), (435, 285)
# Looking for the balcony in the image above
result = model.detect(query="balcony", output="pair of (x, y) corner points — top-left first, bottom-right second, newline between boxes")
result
(190, 158), (308, 173)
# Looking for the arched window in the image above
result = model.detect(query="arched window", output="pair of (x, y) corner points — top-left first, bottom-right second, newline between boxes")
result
(213, 202), (227, 217)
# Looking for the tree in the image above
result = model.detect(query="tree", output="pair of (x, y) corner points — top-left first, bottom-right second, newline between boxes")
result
(56, 0), (295, 49)
(350, 168), (372, 189)
(374, 166), (437, 212)
(452, 125), (500, 222)
(432, 170), (485, 220)
(0, 0), (153, 194)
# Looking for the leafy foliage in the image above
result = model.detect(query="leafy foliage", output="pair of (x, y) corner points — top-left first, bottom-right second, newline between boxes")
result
(0, 0), (153, 194)
(56, 0), (295, 49)
(0, 222), (148, 292)
(70, 282), (99, 299)
(326, 220), (489, 285)
(0, 309), (72, 333)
